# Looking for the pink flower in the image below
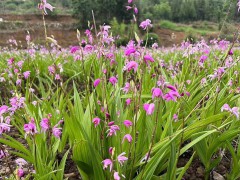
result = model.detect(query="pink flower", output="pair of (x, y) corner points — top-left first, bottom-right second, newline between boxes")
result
(0, 122), (11, 135)
(17, 61), (24, 68)
(0, 105), (8, 115)
(144, 54), (154, 64)
(16, 79), (22, 86)
(117, 152), (128, 165)
(238, 0), (240, 12)
(124, 47), (136, 56)
(231, 107), (239, 119)
(173, 114), (178, 121)
(166, 85), (177, 91)
(26, 35), (30, 42)
(123, 120), (132, 128)
(221, 104), (231, 112)
(164, 90), (180, 102)
(23, 71), (30, 79)
(102, 159), (113, 171)
(152, 88), (163, 99)
(8, 58), (14, 65)
(70, 46), (79, 54)
(199, 55), (208, 63)
(126, 98), (131, 106)
(107, 125), (120, 137)
(114, 172), (121, 180)
(24, 119), (38, 137)
(109, 147), (113, 155)
(48, 65), (55, 74)
(108, 121), (115, 126)
(52, 120), (63, 138)
(140, 19), (152, 30)
(15, 158), (28, 167)
(134, 7), (138, 14)
(40, 118), (49, 132)
(0, 149), (8, 159)
(39, 0), (55, 15)
(109, 76), (118, 86)
(126, 6), (132, 10)
(94, 79), (101, 87)
(92, 117), (101, 128)
(17, 168), (24, 178)
(143, 103), (155, 115)
(128, 0), (133, 3)
(122, 82), (130, 93)
(126, 61), (138, 72)
(122, 134), (132, 143)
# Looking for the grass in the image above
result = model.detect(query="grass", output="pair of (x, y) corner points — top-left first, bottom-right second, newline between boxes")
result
(159, 20), (219, 36)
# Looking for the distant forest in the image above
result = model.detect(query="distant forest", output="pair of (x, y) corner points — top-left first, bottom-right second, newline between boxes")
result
(1, 0), (238, 24)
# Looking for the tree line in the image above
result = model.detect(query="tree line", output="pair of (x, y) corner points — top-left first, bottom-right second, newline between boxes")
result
(72, 0), (238, 26)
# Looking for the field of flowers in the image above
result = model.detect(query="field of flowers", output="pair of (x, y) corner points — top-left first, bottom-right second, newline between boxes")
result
(0, 0), (240, 180)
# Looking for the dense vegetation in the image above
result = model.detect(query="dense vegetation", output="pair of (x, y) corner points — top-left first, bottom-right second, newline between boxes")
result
(1, 0), (238, 24)
(0, 1), (240, 180)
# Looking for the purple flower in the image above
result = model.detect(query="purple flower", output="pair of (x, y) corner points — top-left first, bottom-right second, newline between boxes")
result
(126, 61), (138, 72)
(114, 172), (121, 180)
(143, 103), (155, 115)
(166, 85), (177, 91)
(152, 88), (163, 99)
(70, 46), (79, 54)
(122, 134), (132, 143)
(128, 0), (133, 3)
(23, 71), (30, 79)
(107, 125), (120, 137)
(108, 121), (115, 126)
(122, 82), (130, 93)
(231, 107), (239, 119)
(39, 0), (55, 15)
(144, 54), (154, 64)
(0, 122), (11, 135)
(140, 19), (152, 30)
(15, 158), (28, 167)
(173, 114), (178, 121)
(134, 7), (138, 14)
(0, 149), (8, 159)
(126, 6), (132, 10)
(40, 118), (49, 132)
(109, 147), (113, 155)
(117, 152), (128, 166)
(8, 58), (14, 65)
(126, 98), (131, 106)
(16, 79), (22, 86)
(221, 104), (231, 112)
(102, 159), (113, 171)
(124, 47), (136, 56)
(52, 120), (63, 138)
(94, 79), (101, 88)
(0, 105), (8, 116)
(238, 0), (240, 12)
(24, 119), (37, 137)
(17, 168), (24, 178)
(109, 76), (118, 86)
(199, 55), (208, 63)
(123, 120), (132, 128)
(164, 90), (180, 102)
(92, 117), (101, 128)
(48, 65), (55, 74)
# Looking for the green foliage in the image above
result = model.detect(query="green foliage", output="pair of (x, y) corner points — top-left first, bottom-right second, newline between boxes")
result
(153, 1), (172, 20)
(143, 33), (160, 47)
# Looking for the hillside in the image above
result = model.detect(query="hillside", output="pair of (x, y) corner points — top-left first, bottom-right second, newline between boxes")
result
(0, 0), (72, 15)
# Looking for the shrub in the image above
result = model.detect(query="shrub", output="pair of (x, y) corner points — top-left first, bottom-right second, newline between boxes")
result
(143, 33), (160, 47)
